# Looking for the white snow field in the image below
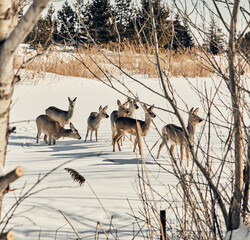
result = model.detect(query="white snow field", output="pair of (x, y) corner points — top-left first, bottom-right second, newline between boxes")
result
(4, 70), (250, 239)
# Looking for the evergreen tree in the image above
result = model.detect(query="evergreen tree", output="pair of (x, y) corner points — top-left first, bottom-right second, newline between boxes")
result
(88, 0), (112, 43)
(208, 16), (224, 55)
(164, 14), (194, 51)
(125, 6), (138, 42)
(182, 20), (194, 48)
(25, 5), (56, 49)
(73, 0), (93, 45)
(57, 0), (77, 44)
(113, 0), (132, 41)
(136, 0), (169, 47)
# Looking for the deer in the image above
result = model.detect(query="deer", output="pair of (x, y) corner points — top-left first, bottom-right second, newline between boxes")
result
(113, 104), (156, 154)
(84, 105), (109, 142)
(110, 99), (129, 141)
(127, 97), (139, 118)
(121, 97), (139, 143)
(156, 107), (203, 167)
(36, 114), (81, 145)
(45, 97), (77, 127)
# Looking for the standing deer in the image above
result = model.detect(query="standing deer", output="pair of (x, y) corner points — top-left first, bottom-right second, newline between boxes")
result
(110, 99), (129, 141)
(113, 104), (156, 153)
(36, 115), (81, 145)
(127, 97), (139, 118)
(122, 97), (139, 143)
(85, 105), (109, 142)
(156, 107), (203, 167)
(45, 97), (77, 127)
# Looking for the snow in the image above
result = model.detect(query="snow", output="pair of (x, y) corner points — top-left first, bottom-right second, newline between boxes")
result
(4, 70), (250, 239)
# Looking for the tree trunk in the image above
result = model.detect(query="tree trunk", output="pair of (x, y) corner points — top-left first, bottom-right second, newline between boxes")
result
(227, 0), (243, 231)
(0, 231), (14, 240)
(0, 0), (51, 220)
(0, 0), (19, 168)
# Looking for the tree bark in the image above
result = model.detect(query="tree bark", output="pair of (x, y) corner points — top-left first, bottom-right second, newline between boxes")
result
(0, 0), (51, 222)
(0, 231), (14, 240)
(0, 0), (51, 167)
(227, 0), (243, 231)
(0, 166), (24, 219)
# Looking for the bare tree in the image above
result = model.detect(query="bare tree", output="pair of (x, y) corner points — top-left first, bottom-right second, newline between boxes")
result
(0, 0), (51, 236)
(68, 0), (249, 237)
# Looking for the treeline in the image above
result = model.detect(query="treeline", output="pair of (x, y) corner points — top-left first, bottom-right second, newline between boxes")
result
(24, 0), (249, 56)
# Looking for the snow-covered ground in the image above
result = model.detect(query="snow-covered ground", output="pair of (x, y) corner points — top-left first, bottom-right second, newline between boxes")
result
(4, 70), (250, 239)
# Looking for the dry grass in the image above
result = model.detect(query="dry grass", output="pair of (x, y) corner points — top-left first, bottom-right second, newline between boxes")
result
(14, 42), (249, 80)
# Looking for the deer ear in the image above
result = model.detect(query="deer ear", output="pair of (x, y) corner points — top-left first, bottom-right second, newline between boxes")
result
(103, 105), (108, 110)
(73, 97), (77, 102)
(193, 108), (199, 114)
(70, 122), (75, 129)
(150, 104), (154, 110)
(123, 101), (129, 107)
(99, 105), (102, 111)
(68, 97), (71, 102)
(190, 107), (194, 113)
(117, 100), (121, 106)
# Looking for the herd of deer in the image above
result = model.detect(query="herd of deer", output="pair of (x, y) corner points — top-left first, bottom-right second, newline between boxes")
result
(36, 97), (202, 167)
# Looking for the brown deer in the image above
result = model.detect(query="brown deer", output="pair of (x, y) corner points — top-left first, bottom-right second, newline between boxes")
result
(84, 105), (109, 142)
(36, 115), (81, 145)
(113, 104), (156, 153)
(45, 97), (77, 127)
(156, 107), (203, 167)
(110, 99), (129, 141)
(127, 97), (139, 118)
(122, 97), (139, 143)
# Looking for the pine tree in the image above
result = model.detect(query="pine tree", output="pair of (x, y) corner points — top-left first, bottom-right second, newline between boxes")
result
(57, 0), (77, 44)
(88, 0), (112, 43)
(25, 4), (56, 49)
(164, 14), (194, 51)
(182, 20), (194, 48)
(113, 0), (132, 41)
(73, 0), (94, 46)
(136, 0), (169, 47)
(208, 16), (224, 55)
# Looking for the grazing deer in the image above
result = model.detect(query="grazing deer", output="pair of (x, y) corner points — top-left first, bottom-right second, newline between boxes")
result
(156, 107), (203, 167)
(36, 115), (81, 145)
(110, 100), (129, 140)
(45, 97), (77, 127)
(85, 105), (109, 142)
(113, 104), (156, 153)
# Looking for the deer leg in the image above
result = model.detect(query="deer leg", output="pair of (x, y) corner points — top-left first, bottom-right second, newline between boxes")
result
(170, 144), (175, 155)
(180, 144), (184, 167)
(157, 140), (165, 159)
(90, 130), (93, 141)
(119, 135), (123, 146)
(44, 134), (48, 144)
(117, 134), (124, 151)
(113, 131), (123, 152)
(48, 136), (52, 145)
(84, 128), (90, 142)
(36, 126), (42, 143)
(111, 128), (116, 144)
(52, 139), (56, 145)
(95, 129), (98, 142)
(185, 146), (189, 167)
(133, 137), (138, 153)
